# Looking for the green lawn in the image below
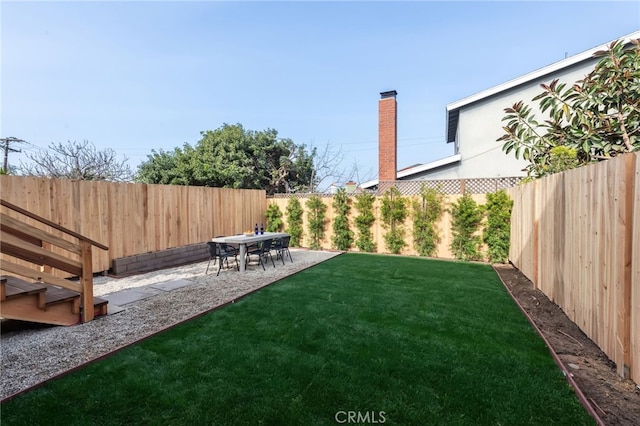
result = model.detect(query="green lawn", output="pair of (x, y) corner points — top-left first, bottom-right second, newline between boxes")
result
(1, 253), (594, 425)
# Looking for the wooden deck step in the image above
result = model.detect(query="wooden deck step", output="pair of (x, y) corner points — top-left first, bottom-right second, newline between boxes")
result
(43, 285), (81, 305)
(93, 296), (109, 317)
(2, 275), (48, 299)
(0, 275), (108, 326)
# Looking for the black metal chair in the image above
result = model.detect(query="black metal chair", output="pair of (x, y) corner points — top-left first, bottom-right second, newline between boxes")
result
(245, 238), (276, 270)
(209, 236), (224, 267)
(206, 241), (239, 276)
(272, 235), (293, 264)
(217, 235), (240, 259)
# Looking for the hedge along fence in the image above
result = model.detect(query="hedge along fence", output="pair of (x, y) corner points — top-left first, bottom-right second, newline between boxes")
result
(507, 152), (639, 384)
(267, 192), (489, 260)
(0, 175), (266, 275)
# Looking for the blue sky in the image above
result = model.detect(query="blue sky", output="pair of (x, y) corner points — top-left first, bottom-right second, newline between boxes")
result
(2, 1), (639, 185)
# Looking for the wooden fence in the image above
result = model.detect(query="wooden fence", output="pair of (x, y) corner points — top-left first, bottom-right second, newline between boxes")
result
(268, 193), (487, 260)
(507, 152), (639, 384)
(0, 176), (266, 274)
(5, 169), (635, 383)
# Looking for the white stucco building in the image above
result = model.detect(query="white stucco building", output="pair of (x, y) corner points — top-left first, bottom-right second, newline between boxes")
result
(363, 30), (640, 189)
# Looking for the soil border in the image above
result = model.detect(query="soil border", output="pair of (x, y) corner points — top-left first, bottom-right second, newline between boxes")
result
(493, 265), (605, 425)
(493, 263), (640, 426)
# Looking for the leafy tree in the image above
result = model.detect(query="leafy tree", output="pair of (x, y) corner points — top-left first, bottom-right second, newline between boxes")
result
(380, 187), (408, 254)
(498, 38), (640, 178)
(483, 190), (513, 264)
(306, 195), (327, 250)
(136, 123), (314, 194)
(354, 192), (376, 252)
(20, 140), (133, 181)
(331, 188), (354, 250)
(265, 203), (283, 232)
(286, 197), (304, 247)
(131, 147), (191, 185)
(412, 185), (444, 257)
(450, 194), (484, 261)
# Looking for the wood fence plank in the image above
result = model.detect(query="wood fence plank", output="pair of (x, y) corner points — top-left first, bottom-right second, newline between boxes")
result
(0, 176), (265, 274)
(632, 153), (640, 384)
(617, 153), (636, 378)
(506, 152), (638, 382)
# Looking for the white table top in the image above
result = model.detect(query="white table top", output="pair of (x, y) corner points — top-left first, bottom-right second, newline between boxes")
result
(212, 232), (288, 244)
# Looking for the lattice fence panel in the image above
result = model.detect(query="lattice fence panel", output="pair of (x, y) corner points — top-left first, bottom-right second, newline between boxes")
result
(379, 180), (462, 195)
(270, 177), (522, 198)
(464, 177), (523, 194)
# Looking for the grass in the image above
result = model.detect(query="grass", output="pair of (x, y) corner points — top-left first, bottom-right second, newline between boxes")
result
(1, 253), (594, 425)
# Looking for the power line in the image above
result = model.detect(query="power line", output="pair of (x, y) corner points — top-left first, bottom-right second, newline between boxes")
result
(335, 135), (444, 146)
(0, 137), (27, 172)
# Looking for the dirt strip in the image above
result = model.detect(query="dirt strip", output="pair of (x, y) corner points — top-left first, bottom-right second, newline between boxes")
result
(493, 264), (640, 426)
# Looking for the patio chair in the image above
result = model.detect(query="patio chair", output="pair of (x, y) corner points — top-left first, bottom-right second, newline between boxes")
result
(209, 236), (224, 266)
(216, 235), (240, 258)
(245, 238), (276, 270)
(272, 235), (293, 264)
(206, 241), (239, 276)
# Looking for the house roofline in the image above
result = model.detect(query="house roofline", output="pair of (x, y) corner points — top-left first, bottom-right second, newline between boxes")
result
(445, 30), (640, 143)
(361, 154), (462, 189)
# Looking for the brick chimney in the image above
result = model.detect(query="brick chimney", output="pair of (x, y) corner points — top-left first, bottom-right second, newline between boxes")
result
(378, 90), (397, 182)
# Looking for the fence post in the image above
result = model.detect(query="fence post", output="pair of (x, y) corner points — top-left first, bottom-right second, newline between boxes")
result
(618, 153), (636, 379)
(533, 180), (540, 289)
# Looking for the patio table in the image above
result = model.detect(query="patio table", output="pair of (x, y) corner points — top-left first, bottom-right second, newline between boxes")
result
(212, 232), (289, 272)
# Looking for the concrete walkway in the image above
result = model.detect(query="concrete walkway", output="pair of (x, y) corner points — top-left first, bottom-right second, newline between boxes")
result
(102, 278), (196, 314)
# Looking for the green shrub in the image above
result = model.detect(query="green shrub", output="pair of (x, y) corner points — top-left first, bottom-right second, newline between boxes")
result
(483, 190), (513, 264)
(286, 197), (303, 247)
(412, 185), (444, 257)
(450, 194), (484, 261)
(306, 195), (327, 250)
(265, 203), (283, 232)
(380, 187), (408, 254)
(354, 192), (376, 252)
(546, 146), (579, 175)
(331, 188), (354, 250)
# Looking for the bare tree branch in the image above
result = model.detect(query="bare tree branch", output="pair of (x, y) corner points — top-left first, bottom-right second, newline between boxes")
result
(346, 160), (375, 187)
(308, 141), (348, 193)
(20, 140), (133, 182)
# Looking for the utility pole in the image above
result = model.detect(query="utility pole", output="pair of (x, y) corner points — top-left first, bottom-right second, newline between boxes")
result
(0, 137), (26, 173)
